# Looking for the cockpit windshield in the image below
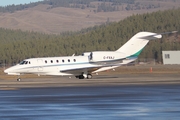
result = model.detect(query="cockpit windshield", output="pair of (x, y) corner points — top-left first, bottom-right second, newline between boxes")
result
(19, 61), (30, 65)
(19, 61), (26, 65)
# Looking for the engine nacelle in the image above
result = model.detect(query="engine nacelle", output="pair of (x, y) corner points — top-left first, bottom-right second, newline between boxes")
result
(81, 52), (91, 56)
(83, 51), (126, 62)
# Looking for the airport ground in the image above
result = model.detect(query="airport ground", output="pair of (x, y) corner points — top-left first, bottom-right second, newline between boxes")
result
(0, 64), (180, 89)
(1, 65), (180, 119)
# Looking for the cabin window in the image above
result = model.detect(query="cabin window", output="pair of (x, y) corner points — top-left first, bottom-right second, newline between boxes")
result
(51, 60), (53, 63)
(45, 60), (47, 63)
(74, 59), (76, 62)
(56, 60), (59, 63)
(68, 59), (70, 62)
(29, 61), (31, 64)
(62, 60), (64, 63)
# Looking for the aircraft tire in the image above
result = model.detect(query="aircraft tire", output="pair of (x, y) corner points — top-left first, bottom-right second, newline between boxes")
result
(17, 78), (21, 82)
(79, 75), (84, 79)
(87, 74), (92, 79)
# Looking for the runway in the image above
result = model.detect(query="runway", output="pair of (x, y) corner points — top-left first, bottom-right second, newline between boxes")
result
(0, 73), (180, 120)
(1, 73), (180, 89)
(0, 84), (180, 120)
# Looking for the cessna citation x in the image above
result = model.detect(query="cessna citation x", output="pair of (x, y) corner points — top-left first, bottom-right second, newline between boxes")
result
(4, 31), (177, 81)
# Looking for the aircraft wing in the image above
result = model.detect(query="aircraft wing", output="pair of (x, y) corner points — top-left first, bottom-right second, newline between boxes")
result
(60, 66), (99, 75)
(60, 57), (137, 75)
(60, 63), (121, 75)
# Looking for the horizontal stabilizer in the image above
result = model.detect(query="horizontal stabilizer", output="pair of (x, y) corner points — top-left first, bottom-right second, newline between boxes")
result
(138, 31), (177, 40)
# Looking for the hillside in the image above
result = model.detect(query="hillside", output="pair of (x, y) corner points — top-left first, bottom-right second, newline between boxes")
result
(0, 0), (180, 34)
(0, 8), (180, 65)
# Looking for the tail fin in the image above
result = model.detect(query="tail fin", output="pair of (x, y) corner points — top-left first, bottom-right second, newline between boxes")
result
(116, 32), (162, 57)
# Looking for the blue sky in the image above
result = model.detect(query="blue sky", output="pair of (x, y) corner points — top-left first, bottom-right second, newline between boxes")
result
(0, 0), (43, 6)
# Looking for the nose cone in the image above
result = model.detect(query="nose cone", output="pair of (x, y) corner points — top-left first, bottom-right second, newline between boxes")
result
(4, 64), (18, 74)
(4, 68), (9, 74)
(4, 67), (20, 75)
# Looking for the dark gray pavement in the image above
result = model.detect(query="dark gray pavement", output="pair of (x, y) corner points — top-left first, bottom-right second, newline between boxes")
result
(0, 73), (180, 119)
(0, 84), (180, 120)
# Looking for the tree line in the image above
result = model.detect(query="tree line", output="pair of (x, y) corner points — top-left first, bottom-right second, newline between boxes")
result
(0, 8), (180, 65)
(1, 0), (177, 13)
(0, 0), (135, 13)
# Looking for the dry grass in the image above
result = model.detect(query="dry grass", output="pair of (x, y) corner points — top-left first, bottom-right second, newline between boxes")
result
(0, 0), (179, 34)
(99, 64), (180, 76)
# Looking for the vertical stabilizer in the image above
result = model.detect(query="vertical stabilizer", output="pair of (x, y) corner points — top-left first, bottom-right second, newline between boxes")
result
(116, 32), (162, 57)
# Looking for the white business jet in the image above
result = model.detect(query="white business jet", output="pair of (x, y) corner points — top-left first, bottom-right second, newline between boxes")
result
(4, 31), (176, 81)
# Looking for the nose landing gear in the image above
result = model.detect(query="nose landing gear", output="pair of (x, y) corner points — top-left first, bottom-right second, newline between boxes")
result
(17, 75), (21, 81)
(17, 78), (21, 81)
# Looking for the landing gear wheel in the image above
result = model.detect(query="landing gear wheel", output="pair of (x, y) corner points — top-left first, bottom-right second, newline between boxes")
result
(17, 78), (21, 82)
(78, 75), (84, 79)
(87, 74), (92, 79)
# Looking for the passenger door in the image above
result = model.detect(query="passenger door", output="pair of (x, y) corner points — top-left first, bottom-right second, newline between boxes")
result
(37, 59), (43, 71)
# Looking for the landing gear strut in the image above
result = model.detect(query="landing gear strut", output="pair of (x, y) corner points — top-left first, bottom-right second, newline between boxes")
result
(17, 75), (21, 81)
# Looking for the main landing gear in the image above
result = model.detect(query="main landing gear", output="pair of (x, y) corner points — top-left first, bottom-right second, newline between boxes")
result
(76, 74), (92, 79)
(17, 75), (21, 81)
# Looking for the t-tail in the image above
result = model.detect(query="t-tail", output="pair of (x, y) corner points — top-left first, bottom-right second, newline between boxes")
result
(116, 32), (162, 58)
(116, 31), (177, 58)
